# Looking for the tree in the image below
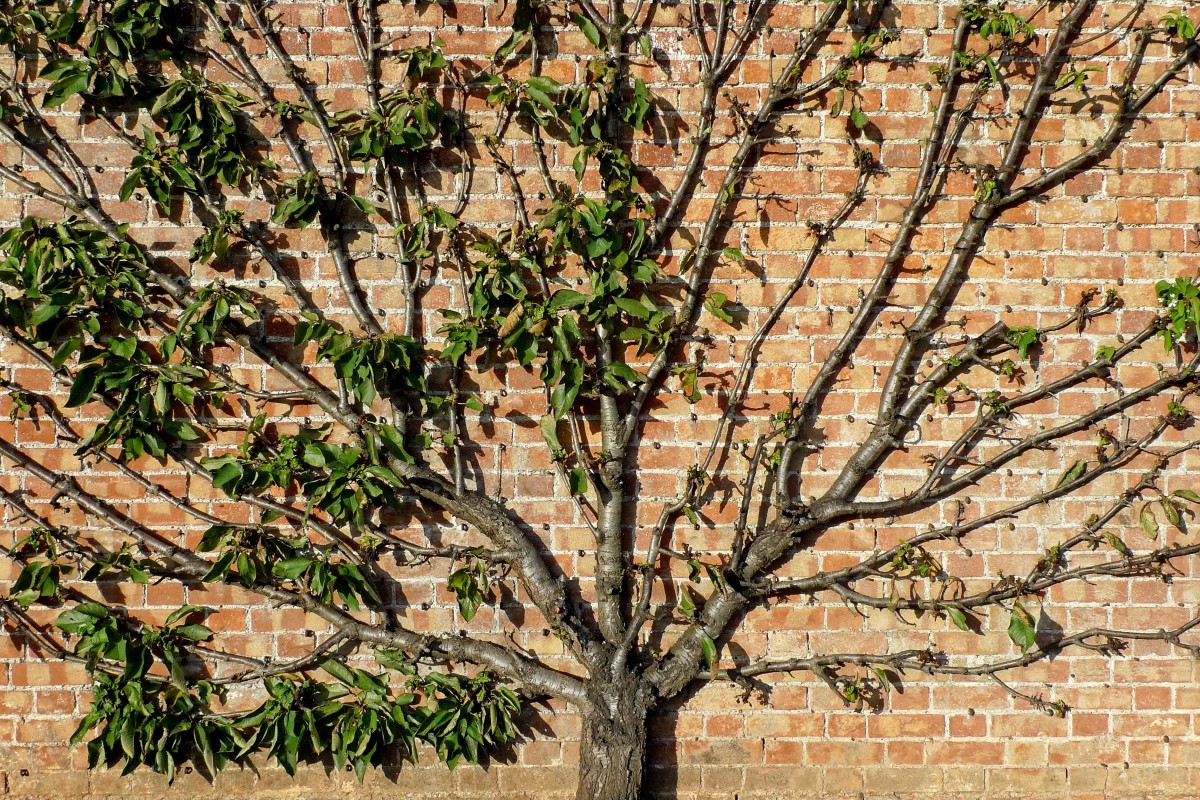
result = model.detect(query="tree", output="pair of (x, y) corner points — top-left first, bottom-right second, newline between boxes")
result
(0, 0), (1198, 797)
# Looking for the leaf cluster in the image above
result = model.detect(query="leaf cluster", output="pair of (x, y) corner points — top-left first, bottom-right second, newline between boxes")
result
(54, 601), (521, 783)
(197, 523), (380, 609)
(66, 337), (207, 459)
(120, 71), (268, 212)
(1155, 276), (1200, 351)
(448, 556), (490, 621)
(332, 44), (452, 161)
(1161, 10), (1196, 42)
(168, 280), (259, 350)
(0, 217), (149, 354)
(202, 426), (408, 528)
(38, 0), (204, 107)
(295, 313), (431, 412)
(9, 527), (71, 606)
(1005, 325), (1039, 360)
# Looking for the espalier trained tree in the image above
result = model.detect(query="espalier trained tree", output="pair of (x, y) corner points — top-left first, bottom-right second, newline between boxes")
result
(0, 0), (1199, 797)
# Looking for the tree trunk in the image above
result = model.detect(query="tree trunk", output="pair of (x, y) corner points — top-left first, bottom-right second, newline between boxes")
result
(575, 677), (651, 800)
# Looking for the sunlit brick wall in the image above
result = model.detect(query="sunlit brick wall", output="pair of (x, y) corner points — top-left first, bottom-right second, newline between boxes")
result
(2, 1), (1200, 798)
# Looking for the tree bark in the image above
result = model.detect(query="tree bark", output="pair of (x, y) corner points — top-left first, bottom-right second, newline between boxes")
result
(575, 676), (651, 800)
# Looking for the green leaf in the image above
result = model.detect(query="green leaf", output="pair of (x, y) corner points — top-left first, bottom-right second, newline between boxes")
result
(1103, 532), (1130, 555)
(149, 80), (186, 116)
(44, 69), (89, 108)
(448, 560), (488, 623)
(120, 716), (136, 758)
(376, 423), (410, 461)
(1161, 498), (1183, 529)
(677, 588), (695, 618)
(167, 421), (203, 442)
(1056, 460), (1086, 488)
(567, 467), (588, 496)
(614, 297), (651, 320)
(453, 585), (480, 621)
(540, 414), (563, 451)
(523, 85), (556, 111)
(109, 337), (137, 360)
(51, 334), (82, 368)
(302, 444), (327, 468)
(1172, 489), (1200, 504)
(273, 556), (313, 580)
(703, 292), (735, 324)
(164, 604), (205, 626)
(945, 606), (970, 631)
(849, 107), (869, 129)
(525, 75), (561, 95)
(604, 361), (645, 390)
(173, 624), (213, 641)
(347, 194), (374, 215)
(11, 589), (42, 607)
(55, 602), (109, 633)
(700, 633), (718, 675)
(1007, 601), (1036, 652)
(1139, 504), (1158, 539)
(571, 12), (602, 48)
(365, 464), (404, 488)
(429, 206), (459, 230)
(585, 236), (611, 260)
(211, 461), (244, 491)
(236, 551), (257, 583)
(721, 247), (746, 266)
(202, 550), (235, 582)
(548, 289), (588, 311)
(1006, 326), (1039, 360)
(65, 364), (102, 407)
(27, 298), (64, 327)
(321, 658), (357, 685)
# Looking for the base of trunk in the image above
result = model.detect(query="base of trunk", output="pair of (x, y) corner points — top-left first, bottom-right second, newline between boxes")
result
(575, 677), (651, 800)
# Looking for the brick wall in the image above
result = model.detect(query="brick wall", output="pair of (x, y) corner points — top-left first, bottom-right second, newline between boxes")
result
(2, 1), (1200, 798)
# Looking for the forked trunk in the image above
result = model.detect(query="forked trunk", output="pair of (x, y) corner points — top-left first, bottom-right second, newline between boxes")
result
(575, 676), (651, 800)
